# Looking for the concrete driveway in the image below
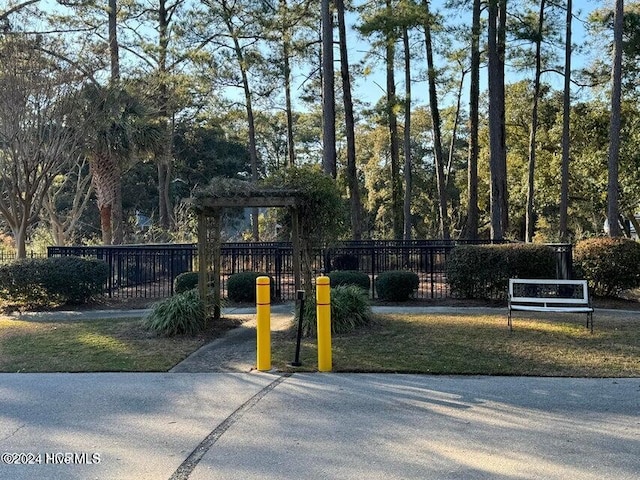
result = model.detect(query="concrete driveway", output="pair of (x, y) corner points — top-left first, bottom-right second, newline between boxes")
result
(1, 373), (638, 480)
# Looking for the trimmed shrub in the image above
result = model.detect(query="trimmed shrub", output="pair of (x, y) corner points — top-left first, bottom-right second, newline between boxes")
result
(375, 270), (420, 301)
(328, 270), (370, 291)
(574, 237), (640, 297)
(0, 256), (108, 306)
(121, 261), (155, 287)
(0, 258), (48, 305)
(332, 254), (359, 271)
(298, 285), (373, 337)
(174, 271), (199, 294)
(143, 289), (206, 336)
(445, 244), (556, 299)
(227, 271), (274, 303)
(44, 256), (109, 303)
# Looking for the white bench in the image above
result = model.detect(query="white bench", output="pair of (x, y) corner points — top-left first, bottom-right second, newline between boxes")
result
(508, 279), (594, 333)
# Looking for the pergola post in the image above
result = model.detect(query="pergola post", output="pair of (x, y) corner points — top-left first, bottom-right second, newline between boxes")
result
(211, 208), (222, 320)
(197, 211), (208, 313)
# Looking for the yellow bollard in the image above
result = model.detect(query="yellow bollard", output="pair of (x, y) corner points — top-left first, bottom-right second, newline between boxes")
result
(316, 275), (332, 372)
(256, 276), (271, 371)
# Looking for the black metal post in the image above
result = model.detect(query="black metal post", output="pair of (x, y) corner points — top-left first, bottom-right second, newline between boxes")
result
(290, 290), (306, 367)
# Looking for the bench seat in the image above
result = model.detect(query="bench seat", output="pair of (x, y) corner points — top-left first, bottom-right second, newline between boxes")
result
(508, 279), (594, 333)
(510, 305), (594, 313)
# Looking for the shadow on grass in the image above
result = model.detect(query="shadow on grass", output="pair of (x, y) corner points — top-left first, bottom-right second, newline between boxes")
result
(0, 316), (241, 372)
(272, 312), (640, 377)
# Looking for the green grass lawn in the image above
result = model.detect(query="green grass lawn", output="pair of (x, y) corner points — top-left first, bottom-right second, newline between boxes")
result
(271, 312), (640, 377)
(0, 316), (217, 372)
(2, 311), (639, 376)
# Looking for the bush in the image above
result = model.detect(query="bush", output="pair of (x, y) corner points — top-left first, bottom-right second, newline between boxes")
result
(44, 256), (110, 303)
(227, 272), (274, 303)
(174, 271), (199, 294)
(120, 261), (155, 287)
(375, 270), (420, 301)
(143, 289), (206, 336)
(298, 285), (373, 337)
(574, 237), (640, 297)
(0, 256), (109, 306)
(332, 254), (359, 271)
(445, 244), (556, 299)
(328, 270), (370, 291)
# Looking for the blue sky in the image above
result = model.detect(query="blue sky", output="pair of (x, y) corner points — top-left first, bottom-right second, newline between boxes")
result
(343, 0), (601, 110)
(33, 0), (602, 112)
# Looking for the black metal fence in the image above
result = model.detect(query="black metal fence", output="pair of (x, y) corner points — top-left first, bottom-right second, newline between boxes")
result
(48, 241), (573, 301)
(48, 244), (196, 299)
(0, 250), (47, 264)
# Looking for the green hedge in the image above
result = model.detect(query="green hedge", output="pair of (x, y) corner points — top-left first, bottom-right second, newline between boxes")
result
(375, 270), (420, 301)
(174, 271), (199, 294)
(445, 244), (556, 299)
(574, 237), (640, 297)
(328, 270), (370, 291)
(227, 272), (274, 303)
(0, 256), (109, 306)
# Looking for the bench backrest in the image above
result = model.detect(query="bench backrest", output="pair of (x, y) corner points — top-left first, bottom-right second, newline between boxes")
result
(508, 279), (590, 305)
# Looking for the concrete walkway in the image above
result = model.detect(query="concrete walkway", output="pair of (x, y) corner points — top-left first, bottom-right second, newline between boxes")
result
(170, 304), (295, 373)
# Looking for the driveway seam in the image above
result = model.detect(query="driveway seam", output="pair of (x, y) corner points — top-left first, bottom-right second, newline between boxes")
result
(168, 373), (292, 480)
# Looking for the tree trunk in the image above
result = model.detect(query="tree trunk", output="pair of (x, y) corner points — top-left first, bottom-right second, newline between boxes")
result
(559, 0), (572, 241)
(423, 0), (449, 240)
(105, 0), (120, 245)
(280, 0), (296, 167)
(498, 0), (508, 235)
(100, 204), (113, 245)
(156, 138), (174, 234)
(91, 154), (118, 245)
(402, 27), (412, 241)
(466, 0), (481, 241)
(228, 17), (261, 240)
(488, 0), (508, 240)
(525, 0), (545, 243)
(283, 39), (295, 167)
(446, 65), (465, 186)
(607, 0), (623, 237)
(336, 0), (362, 239)
(157, 0), (175, 231)
(108, 0), (119, 81)
(386, 1), (402, 240)
(157, 159), (173, 231)
(13, 224), (27, 259)
(321, 0), (336, 178)
(49, 213), (66, 246)
(112, 179), (123, 244)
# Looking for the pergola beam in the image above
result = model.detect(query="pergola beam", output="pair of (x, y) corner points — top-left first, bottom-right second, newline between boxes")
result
(191, 196), (299, 210)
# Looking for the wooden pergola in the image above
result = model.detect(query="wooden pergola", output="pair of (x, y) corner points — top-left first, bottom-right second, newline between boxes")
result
(189, 189), (303, 320)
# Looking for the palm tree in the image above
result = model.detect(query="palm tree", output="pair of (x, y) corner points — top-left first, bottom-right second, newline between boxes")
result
(81, 84), (161, 244)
